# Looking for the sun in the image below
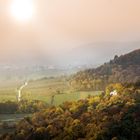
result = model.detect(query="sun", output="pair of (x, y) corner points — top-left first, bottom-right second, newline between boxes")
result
(10, 0), (34, 22)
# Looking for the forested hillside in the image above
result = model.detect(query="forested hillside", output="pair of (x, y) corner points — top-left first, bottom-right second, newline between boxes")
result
(71, 49), (140, 90)
(1, 83), (140, 140)
(1, 49), (140, 140)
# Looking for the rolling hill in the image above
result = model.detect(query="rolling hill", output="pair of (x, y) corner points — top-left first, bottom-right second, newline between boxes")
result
(71, 49), (140, 90)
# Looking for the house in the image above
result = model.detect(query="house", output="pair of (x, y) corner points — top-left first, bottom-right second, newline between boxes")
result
(110, 90), (118, 96)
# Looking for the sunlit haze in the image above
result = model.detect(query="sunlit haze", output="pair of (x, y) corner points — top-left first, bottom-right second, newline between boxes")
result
(0, 0), (140, 67)
(10, 0), (35, 22)
(0, 1), (140, 138)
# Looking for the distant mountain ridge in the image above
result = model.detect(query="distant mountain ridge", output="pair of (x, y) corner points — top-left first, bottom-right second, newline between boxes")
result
(111, 49), (140, 65)
(71, 49), (140, 90)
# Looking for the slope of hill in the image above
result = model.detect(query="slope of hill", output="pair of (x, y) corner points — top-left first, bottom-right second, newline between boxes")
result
(71, 49), (140, 90)
(1, 84), (140, 140)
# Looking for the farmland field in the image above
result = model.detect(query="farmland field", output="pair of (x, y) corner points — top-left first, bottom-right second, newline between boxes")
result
(0, 114), (31, 135)
(0, 77), (101, 135)
(0, 77), (102, 105)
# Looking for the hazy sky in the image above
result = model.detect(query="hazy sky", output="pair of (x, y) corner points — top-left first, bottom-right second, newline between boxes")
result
(0, 0), (140, 66)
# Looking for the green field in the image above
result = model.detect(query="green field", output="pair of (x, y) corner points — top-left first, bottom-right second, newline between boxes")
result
(0, 114), (31, 122)
(23, 91), (101, 106)
(0, 77), (102, 106)
(0, 77), (101, 135)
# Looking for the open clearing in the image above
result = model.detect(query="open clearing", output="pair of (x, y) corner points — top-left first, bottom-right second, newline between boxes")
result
(0, 77), (102, 105)
(0, 77), (101, 134)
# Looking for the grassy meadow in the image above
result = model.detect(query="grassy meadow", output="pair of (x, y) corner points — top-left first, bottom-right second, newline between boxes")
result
(0, 77), (101, 106)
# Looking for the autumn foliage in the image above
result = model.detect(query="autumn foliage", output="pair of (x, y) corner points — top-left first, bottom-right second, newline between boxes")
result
(1, 83), (140, 140)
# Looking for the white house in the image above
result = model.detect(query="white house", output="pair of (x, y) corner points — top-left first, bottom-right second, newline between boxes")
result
(110, 90), (118, 96)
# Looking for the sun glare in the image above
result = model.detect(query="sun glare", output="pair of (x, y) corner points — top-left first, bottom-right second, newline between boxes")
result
(10, 0), (34, 22)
